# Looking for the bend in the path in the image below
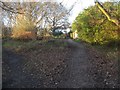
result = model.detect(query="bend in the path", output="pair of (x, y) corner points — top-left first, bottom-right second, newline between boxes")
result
(59, 39), (95, 88)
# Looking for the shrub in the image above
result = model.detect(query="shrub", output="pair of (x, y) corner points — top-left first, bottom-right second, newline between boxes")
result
(12, 14), (36, 40)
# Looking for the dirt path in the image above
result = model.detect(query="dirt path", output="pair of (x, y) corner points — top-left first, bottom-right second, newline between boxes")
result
(2, 39), (101, 88)
(2, 39), (119, 88)
(58, 39), (95, 88)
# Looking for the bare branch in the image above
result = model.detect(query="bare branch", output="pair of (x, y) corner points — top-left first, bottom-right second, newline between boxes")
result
(67, 0), (78, 14)
(0, 1), (24, 14)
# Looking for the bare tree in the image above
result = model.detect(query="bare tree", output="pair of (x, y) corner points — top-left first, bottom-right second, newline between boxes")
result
(0, 0), (77, 38)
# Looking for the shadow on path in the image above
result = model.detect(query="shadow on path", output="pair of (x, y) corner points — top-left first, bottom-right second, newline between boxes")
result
(2, 48), (43, 88)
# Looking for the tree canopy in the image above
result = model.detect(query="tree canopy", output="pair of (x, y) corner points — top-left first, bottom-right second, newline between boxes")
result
(72, 1), (120, 44)
(1, 1), (74, 39)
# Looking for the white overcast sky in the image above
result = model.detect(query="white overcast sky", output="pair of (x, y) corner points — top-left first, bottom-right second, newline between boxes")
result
(57, 0), (119, 23)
